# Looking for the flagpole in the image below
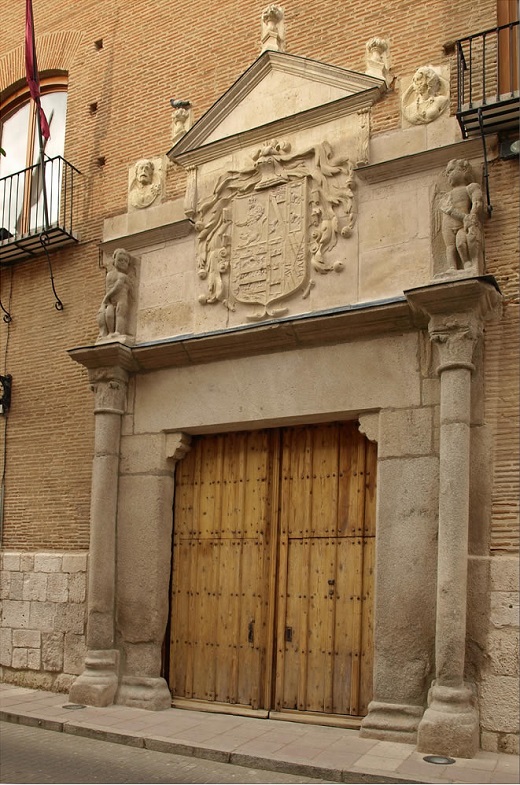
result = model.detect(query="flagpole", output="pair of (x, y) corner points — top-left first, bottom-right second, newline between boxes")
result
(28, 0), (50, 232)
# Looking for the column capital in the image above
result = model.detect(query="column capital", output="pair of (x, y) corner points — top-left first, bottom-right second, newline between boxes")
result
(88, 366), (129, 414)
(406, 278), (502, 374)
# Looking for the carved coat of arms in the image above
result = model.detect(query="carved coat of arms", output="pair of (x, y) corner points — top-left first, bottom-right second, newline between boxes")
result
(195, 140), (355, 320)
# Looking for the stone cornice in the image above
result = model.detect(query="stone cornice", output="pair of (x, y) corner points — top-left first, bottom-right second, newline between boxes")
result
(69, 298), (413, 373)
(68, 277), (502, 375)
(355, 136), (498, 183)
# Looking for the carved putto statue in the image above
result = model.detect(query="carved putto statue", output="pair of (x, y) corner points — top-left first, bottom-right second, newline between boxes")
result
(402, 66), (449, 125)
(437, 159), (483, 274)
(194, 139), (355, 320)
(128, 159), (161, 210)
(96, 248), (135, 342)
(261, 4), (285, 53)
(365, 37), (393, 87)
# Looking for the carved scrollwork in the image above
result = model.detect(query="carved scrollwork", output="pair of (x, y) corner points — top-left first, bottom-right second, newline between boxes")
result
(195, 139), (355, 320)
(89, 367), (129, 414)
(428, 314), (481, 372)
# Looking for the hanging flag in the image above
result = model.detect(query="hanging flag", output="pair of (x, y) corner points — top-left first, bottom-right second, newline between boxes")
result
(25, 0), (50, 141)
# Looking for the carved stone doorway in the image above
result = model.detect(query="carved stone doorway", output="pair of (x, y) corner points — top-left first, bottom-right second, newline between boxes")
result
(168, 422), (376, 724)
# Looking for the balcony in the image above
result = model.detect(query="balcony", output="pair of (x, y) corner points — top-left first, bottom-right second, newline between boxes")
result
(456, 21), (519, 138)
(0, 155), (81, 266)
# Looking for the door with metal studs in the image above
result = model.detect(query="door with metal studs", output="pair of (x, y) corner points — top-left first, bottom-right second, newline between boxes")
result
(169, 422), (376, 723)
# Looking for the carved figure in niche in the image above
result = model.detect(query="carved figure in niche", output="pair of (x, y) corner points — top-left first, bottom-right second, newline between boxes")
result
(402, 66), (449, 125)
(261, 4), (285, 53)
(194, 139), (354, 320)
(438, 159), (483, 273)
(365, 37), (393, 87)
(128, 159), (161, 209)
(97, 248), (135, 340)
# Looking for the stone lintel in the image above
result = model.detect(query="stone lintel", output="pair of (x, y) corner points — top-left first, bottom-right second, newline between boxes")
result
(68, 299), (413, 375)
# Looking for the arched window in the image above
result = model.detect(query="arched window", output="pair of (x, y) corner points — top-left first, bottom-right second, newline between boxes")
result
(1, 77), (68, 240)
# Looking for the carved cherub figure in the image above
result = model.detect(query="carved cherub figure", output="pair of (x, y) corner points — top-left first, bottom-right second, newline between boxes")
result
(402, 66), (449, 125)
(97, 249), (134, 339)
(129, 159), (161, 209)
(439, 159), (483, 272)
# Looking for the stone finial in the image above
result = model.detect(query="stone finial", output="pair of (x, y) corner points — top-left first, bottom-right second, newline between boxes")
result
(365, 37), (393, 87)
(171, 106), (192, 145)
(128, 158), (162, 210)
(96, 248), (136, 343)
(434, 159), (484, 277)
(402, 65), (449, 125)
(261, 4), (285, 53)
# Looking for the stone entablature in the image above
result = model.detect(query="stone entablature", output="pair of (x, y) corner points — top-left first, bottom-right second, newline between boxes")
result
(0, 551), (88, 691)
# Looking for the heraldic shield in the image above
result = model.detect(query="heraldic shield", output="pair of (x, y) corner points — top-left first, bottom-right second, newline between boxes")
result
(230, 180), (308, 312)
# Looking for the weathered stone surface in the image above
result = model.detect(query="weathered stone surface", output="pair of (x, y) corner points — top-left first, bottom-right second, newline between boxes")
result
(379, 407), (433, 458)
(46, 573), (68, 603)
(490, 592), (519, 629)
(29, 601), (57, 632)
(8, 573), (23, 600)
(120, 434), (166, 475)
(2, 601), (31, 629)
(11, 647), (28, 669)
(34, 554), (63, 573)
(27, 648), (41, 670)
(490, 556), (519, 592)
(42, 632), (64, 672)
(22, 573), (47, 601)
(0, 571), (10, 599)
(0, 628), (12, 666)
(62, 553), (88, 573)
(19, 554), (34, 572)
(2, 553), (20, 571)
(63, 633), (87, 675)
(68, 573), (86, 604)
(487, 629), (519, 677)
(12, 629), (41, 648)
(54, 603), (86, 635)
(480, 674), (519, 734)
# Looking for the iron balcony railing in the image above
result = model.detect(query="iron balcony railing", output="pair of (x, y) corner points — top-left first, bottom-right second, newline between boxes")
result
(456, 20), (519, 138)
(0, 155), (81, 266)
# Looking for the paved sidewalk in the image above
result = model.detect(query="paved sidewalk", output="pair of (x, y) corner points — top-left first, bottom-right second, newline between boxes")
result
(1, 684), (518, 784)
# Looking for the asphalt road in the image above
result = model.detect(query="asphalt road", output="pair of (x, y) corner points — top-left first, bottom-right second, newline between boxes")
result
(0, 721), (333, 784)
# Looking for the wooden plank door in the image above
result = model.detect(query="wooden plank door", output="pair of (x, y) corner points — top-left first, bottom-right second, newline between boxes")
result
(169, 430), (277, 709)
(274, 422), (376, 717)
(169, 421), (376, 719)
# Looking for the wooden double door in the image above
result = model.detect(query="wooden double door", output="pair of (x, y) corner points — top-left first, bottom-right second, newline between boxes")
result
(169, 422), (376, 721)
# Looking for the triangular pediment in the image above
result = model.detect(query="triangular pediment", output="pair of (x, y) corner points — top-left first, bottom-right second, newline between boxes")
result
(168, 50), (384, 166)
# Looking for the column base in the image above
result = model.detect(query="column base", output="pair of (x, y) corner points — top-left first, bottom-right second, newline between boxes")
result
(417, 683), (479, 759)
(115, 676), (172, 710)
(360, 701), (424, 744)
(69, 649), (119, 707)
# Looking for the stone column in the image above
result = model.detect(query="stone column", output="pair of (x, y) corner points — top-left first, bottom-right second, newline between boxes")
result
(115, 432), (191, 710)
(69, 366), (128, 707)
(407, 279), (502, 758)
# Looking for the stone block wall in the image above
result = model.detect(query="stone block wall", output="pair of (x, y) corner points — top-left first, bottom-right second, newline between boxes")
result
(479, 556), (519, 755)
(0, 551), (87, 692)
